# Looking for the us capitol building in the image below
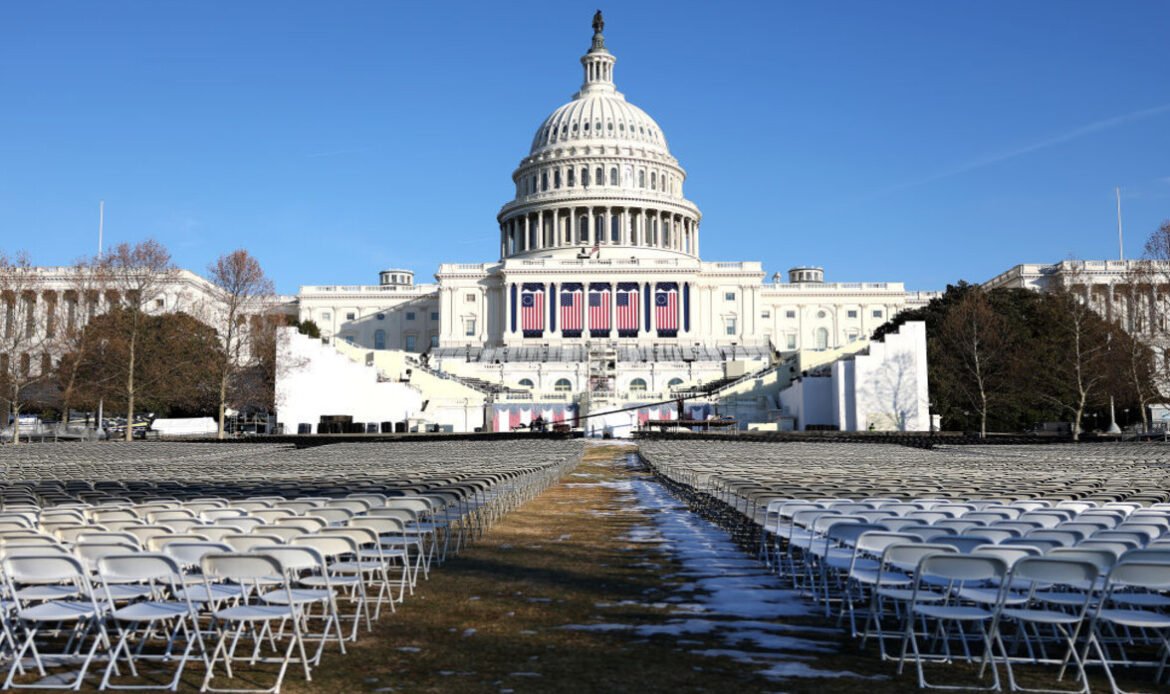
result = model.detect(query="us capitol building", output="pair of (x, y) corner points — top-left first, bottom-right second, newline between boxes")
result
(283, 13), (937, 432)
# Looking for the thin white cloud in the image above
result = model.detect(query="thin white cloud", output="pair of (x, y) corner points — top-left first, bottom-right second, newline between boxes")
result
(868, 103), (1170, 198)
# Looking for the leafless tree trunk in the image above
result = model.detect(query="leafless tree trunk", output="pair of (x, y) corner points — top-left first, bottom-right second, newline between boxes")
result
(100, 240), (178, 441)
(54, 258), (111, 427)
(206, 250), (275, 439)
(939, 288), (1008, 438)
(1047, 265), (1111, 441)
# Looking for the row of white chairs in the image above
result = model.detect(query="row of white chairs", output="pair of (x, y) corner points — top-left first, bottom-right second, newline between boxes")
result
(0, 440), (582, 691)
(641, 441), (1170, 692)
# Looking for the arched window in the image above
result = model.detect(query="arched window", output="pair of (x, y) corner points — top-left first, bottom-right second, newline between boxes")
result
(595, 167), (604, 186)
(610, 215), (620, 243)
(553, 170), (561, 188)
(668, 378), (684, 389)
(530, 175), (537, 193)
(554, 378), (572, 392)
(815, 327), (829, 350)
(578, 215), (589, 243)
(650, 172), (656, 190)
(518, 378), (534, 389)
(567, 168), (575, 187)
(609, 167), (618, 186)
(651, 217), (659, 245)
(638, 170), (645, 188)
(581, 167), (590, 187)
(541, 172), (548, 192)
(595, 214), (604, 241)
(629, 378), (647, 392)
(374, 330), (386, 350)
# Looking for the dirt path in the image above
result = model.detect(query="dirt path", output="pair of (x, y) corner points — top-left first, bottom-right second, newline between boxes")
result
(289, 443), (811, 693)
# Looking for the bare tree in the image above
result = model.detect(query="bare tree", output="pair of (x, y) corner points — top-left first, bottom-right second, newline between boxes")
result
(1042, 264), (1114, 441)
(0, 253), (55, 444)
(100, 240), (178, 441)
(52, 257), (112, 427)
(937, 288), (1010, 438)
(206, 250), (275, 438)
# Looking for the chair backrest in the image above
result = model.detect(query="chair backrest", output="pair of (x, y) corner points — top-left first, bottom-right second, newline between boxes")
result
(349, 516), (406, 535)
(263, 526), (309, 543)
(252, 544), (326, 573)
(3, 553), (88, 583)
(146, 533), (211, 551)
(1010, 556), (1098, 587)
(318, 526), (379, 547)
(292, 534), (358, 559)
(1044, 548), (1117, 573)
(1002, 538), (1061, 552)
(77, 531), (141, 547)
(916, 553), (1008, 584)
(202, 552), (285, 581)
(1024, 529), (1082, 547)
(883, 543), (958, 572)
(934, 536), (994, 554)
(1105, 561), (1170, 591)
(972, 544), (1043, 567)
(274, 517), (327, 532)
(965, 528), (1018, 544)
(97, 552), (182, 582)
(1118, 548), (1170, 565)
(74, 541), (139, 569)
(224, 534), (285, 552)
(163, 541), (232, 567)
(1077, 540), (1135, 558)
(312, 508), (354, 525)
(855, 532), (920, 556)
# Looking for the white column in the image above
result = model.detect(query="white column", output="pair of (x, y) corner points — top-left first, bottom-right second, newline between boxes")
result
(537, 210), (545, 250)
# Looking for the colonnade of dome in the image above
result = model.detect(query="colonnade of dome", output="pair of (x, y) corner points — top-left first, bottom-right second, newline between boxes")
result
(496, 13), (701, 261)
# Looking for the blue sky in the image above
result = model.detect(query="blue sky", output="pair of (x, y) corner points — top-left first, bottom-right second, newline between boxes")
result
(2, 1), (1167, 294)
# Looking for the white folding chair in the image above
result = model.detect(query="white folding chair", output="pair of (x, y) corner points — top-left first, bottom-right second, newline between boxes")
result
(1, 554), (111, 691)
(95, 552), (206, 691)
(199, 553), (312, 694)
(897, 553), (1010, 691)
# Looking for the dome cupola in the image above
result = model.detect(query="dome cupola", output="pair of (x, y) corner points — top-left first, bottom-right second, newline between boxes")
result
(497, 12), (702, 261)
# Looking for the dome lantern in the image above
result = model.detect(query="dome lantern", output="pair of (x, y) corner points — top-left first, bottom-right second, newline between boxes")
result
(577, 10), (617, 98)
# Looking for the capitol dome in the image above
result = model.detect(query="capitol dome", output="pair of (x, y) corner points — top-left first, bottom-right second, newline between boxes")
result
(497, 12), (701, 262)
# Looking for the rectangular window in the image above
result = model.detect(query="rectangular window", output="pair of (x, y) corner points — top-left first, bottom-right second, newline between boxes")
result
(847, 310), (858, 319)
(405, 335), (417, 351)
(786, 334), (797, 350)
(725, 317), (737, 336)
(345, 312), (356, 321)
(724, 292), (736, 301)
(465, 293), (476, 303)
(430, 311), (439, 321)
(155, 298), (165, 309)
(430, 334), (439, 348)
(406, 312), (416, 321)
(465, 318), (476, 336)
(761, 310), (771, 320)
(872, 309), (883, 318)
(785, 310), (796, 319)
(321, 311), (332, 321)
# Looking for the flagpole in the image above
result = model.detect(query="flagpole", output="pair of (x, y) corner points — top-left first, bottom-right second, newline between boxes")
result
(1116, 187), (1124, 261)
(98, 200), (104, 259)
